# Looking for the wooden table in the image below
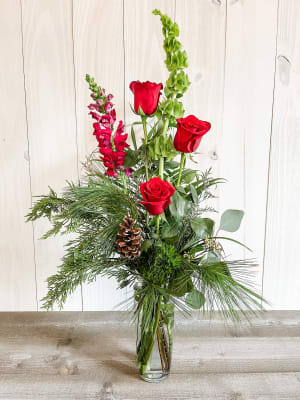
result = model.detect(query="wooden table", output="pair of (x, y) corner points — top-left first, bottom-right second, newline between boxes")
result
(1, 311), (300, 399)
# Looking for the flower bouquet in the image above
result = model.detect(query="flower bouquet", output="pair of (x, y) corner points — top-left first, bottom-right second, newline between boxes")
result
(27, 10), (265, 382)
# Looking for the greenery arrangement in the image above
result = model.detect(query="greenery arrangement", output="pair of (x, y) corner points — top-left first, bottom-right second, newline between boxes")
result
(27, 9), (265, 382)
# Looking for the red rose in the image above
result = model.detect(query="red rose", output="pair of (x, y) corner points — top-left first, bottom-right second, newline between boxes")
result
(139, 177), (175, 215)
(174, 115), (211, 153)
(129, 81), (163, 115)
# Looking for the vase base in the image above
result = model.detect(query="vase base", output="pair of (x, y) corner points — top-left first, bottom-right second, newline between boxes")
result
(139, 369), (169, 383)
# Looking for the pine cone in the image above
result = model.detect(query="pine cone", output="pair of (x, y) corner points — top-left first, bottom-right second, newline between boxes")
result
(116, 215), (142, 259)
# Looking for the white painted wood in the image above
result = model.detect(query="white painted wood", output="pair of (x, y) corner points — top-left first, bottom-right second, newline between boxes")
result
(0, 0), (37, 311)
(1, 0), (300, 311)
(175, 0), (226, 176)
(21, 0), (82, 310)
(175, 0), (226, 253)
(221, 0), (278, 290)
(72, 0), (127, 310)
(0, 312), (300, 398)
(263, 0), (300, 309)
(124, 0), (175, 138)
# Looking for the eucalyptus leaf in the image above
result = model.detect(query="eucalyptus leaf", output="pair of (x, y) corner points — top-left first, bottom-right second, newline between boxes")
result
(169, 191), (186, 217)
(190, 184), (198, 203)
(186, 289), (205, 309)
(219, 209), (244, 232)
(165, 160), (180, 169)
(176, 186), (186, 195)
(191, 217), (214, 238)
(181, 169), (196, 184)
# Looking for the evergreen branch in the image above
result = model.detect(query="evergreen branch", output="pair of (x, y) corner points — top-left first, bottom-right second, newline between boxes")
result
(183, 257), (265, 323)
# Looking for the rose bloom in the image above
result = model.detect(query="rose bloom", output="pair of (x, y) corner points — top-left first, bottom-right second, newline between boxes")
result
(129, 81), (163, 115)
(139, 177), (175, 215)
(174, 115), (211, 153)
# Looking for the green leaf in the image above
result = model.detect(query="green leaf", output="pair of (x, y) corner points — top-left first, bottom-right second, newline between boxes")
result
(190, 184), (198, 203)
(119, 280), (130, 289)
(185, 289), (205, 309)
(160, 303), (175, 328)
(161, 217), (181, 238)
(206, 251), (221, 262)
(191, 217), (214, 238)
(219, 209), (244, 232)
(201, 258), (231, 278)
(137, 105), (146, 116)
(141, 239), (153, 252)
(160, 212), (167, 223)
(165, 160), (180, 169)
(169, 191), (186, 217)
(124, 148), (139, 168)
(132, 166), (145, 177)
(181, 169), (196, 184)
(176, 186), (186, 195)
(164, 236), (179, 245)
(168, 270), (193, 297)
(131, 126), (137, 150)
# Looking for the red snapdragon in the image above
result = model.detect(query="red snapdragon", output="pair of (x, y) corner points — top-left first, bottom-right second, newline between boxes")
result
(88, 86), (130, 178)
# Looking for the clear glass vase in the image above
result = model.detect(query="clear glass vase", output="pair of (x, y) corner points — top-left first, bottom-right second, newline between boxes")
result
(136, 298), (174, 383)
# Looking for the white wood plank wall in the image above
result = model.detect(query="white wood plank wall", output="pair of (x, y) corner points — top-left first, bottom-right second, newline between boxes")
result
(0, 0), (298, 311)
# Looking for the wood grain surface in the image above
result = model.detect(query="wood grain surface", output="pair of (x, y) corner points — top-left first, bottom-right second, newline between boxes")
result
(0, 311), (300, 399)
(221, 0), (278, 286)
(21, 0), (82, 310)
(1, 0), (300, 311)
(72, 0), (127, 311)
(263, 0), (300, 309)
(0, 0), (37, 311)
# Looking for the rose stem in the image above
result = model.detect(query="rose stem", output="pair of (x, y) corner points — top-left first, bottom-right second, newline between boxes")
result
(176, 152), (186, 188)
(160, 316), (171, 369)
(141, 116), (149, 181)
(156, 92), (175, 232)
(141, 116), (149, 226)
(156, 329), (165, 371)
(155, 118), (170, 234)
(159, 118), (169, 179)
(156, 215), (160, 234)
(142, 295), (162, 368)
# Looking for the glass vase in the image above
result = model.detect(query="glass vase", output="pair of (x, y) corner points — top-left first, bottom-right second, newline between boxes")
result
(136, 297), (174, 383)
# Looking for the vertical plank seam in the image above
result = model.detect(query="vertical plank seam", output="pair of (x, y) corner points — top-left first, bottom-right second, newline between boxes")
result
(123, 0), (128, 306)
(222, 0), (228, 135)
(123, 0), (126, 127)
(261, 0), (280, 305)
(19, 0), (38, 311)
(221, 0), (228, 191)
(71, 0), (84, 312)
(243, 130), (246, 261)
(174, 0), (176, 20)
